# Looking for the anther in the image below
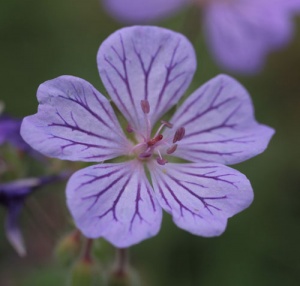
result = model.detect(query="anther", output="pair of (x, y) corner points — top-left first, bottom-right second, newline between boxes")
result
(139, 152), (152, 159)
(126, 124), (133, 133)
(157, 157), (168, 165)
(167, 144), (178, 154)
(148, 134), (163, 146)
(141, 100), (150, 114)
(173, 127), (185, 143)
(161, 120), (173, 129)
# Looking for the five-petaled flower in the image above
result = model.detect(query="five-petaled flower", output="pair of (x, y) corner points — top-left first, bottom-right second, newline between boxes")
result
(0, 174), (67, 256)
(102, 0), (300, 73)
(21, 26), (274, 247)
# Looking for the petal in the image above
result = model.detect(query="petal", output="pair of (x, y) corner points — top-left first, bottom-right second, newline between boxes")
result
(5, 204), (26, 256)
(97, 26), (196, 134)
(273, 0), (300, 13)
(149, 162), (253, 237)
(168, 75), (274, 164)
(204, 1), (293, 73)
(102, 0), (189, 23)
(21, 76), (131, 162)
(66, 161), (162, 247)
(0, 175), (68, 201)
(0, 178), (40, 199)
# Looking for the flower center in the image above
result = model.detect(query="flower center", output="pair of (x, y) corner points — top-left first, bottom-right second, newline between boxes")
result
(127, 100), (185, 166)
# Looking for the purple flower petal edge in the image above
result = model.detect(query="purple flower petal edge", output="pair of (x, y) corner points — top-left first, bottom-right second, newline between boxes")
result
(168, 74), (275, 164)
(21, 76), (131, 162)
(149, 162), (253, 237)
(67, 161), (162, 247)
(102, 0), (189, 23)
(97, 25), (196, 135)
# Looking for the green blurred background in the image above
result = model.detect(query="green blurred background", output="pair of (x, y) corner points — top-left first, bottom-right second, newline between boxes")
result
(1, 0), (300, 285)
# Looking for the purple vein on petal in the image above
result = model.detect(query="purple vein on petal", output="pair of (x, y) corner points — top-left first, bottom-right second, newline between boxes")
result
(105, 34), (139, 121)
(184, 103), (242, 139)
(89, 87), (128, 140)
(97, 175), (131, 221)
(172, 84), (210, 121)
(79, 167), (124, 193)
(160, 179), (203, 218)
(155, 39), (188, 111)
(183, 135), (256, 145)
(102, 69), (135, 124)
(132, 40), (162, 101)
(167, 174), (226, 215)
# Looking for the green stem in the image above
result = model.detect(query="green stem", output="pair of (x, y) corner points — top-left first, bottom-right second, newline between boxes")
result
(83, 239), (93, 263)
(114, 248), (129, 277)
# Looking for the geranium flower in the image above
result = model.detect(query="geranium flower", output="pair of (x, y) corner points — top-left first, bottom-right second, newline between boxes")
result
(102, 0), (300, 73)
(21, 26), (274, 247)
(0, 174), (68, 256)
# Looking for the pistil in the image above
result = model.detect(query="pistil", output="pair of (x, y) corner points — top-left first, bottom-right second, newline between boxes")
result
(128, 100), (185, 165)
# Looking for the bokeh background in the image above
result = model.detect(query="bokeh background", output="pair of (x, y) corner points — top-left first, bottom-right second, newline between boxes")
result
(1, 0), (300, 285)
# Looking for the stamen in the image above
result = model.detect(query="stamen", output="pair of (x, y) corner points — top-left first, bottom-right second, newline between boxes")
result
(173, 127), (185, 143)
(126, 124), (133, 133)
(167, 144), (178, 154)
(141, 100), (150, 114)
(157, 157), (168, 165)
(148, 134), (163, 147)
(139, 152), (152, 159)
(160, 120), (173, 129)
(154, 120), (173, 138)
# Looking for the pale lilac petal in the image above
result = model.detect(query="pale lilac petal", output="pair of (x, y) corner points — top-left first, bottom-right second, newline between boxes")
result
(102, 0), (189, 23)
(5, 204), (26, 256)
(274, 0), (300, 13)
(97, 26), (196, 134)
(149, 162), (253, 237)
(21, 76), (131, 162)
(67, 161), (162, 247)
(204, 1), (293, 73)
(168, 75), (274, 164)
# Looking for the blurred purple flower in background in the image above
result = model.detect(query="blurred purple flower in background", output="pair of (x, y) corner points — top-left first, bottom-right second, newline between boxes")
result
(0, 174), (67, 256)
(102, 0), (300, 73)
(21, 26), (274, 248)
(0, 111), (45, 161)
(0, 115), (31, 153)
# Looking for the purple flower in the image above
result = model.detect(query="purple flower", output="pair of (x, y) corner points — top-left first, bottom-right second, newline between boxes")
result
(21, 26), (274, 247)
(0, 114), (45, 161)
(0, 174), (68, 256)
(0, 115), (30, 152)
(102, 0), (300, 73)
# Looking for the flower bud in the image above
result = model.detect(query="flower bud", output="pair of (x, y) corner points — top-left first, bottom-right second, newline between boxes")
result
(69, 259), (105, 286)
(55, 230), (81, 267)
(107, 268), (140, 286)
